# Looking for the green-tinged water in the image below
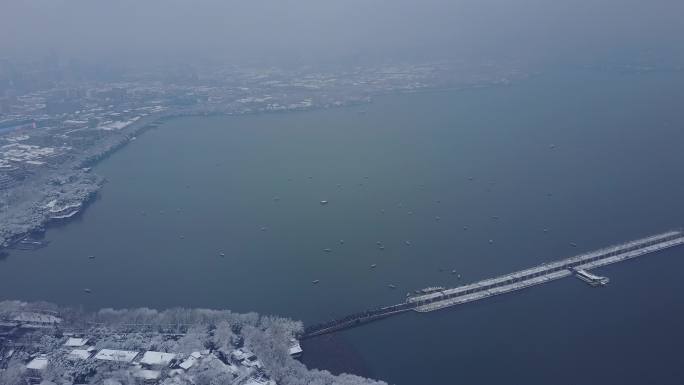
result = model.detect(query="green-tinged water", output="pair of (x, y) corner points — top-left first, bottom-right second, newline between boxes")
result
(2, 69), (684, 384)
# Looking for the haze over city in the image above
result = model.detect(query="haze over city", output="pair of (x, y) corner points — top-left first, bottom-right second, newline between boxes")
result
(2, 0), (683, 65)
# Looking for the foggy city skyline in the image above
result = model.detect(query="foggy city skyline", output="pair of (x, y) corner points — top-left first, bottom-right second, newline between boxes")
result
(2, 0), (684, 66)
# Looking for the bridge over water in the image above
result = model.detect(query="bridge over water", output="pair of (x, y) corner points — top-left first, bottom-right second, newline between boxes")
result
(302, 230), (684, 339)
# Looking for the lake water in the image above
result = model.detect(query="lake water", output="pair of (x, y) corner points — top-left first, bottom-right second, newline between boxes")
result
(2, 69), (684, 384)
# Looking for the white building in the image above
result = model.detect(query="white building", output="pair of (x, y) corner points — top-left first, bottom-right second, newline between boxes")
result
(140, 351), (177, 366)
(26, 356), (49, 371)
(64, 337), (89, 347)
(288, 339), (303, 357)
(94, 349), (139, 363)
(179, 352), (202, 370)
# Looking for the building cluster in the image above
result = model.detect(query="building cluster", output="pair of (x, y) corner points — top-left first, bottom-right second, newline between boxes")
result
(0, 308), (303, 385)
(0, 60), (523, 187)
(20, 344), (279, 385)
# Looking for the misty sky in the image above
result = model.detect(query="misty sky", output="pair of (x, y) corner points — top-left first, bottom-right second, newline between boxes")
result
(1, 0), (683, 66)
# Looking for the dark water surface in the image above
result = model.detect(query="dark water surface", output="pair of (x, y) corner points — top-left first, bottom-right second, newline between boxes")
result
(2, 70), (684, 384)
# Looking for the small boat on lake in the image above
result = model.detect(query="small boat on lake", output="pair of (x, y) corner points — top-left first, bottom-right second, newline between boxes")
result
(413, 286), (444, 295)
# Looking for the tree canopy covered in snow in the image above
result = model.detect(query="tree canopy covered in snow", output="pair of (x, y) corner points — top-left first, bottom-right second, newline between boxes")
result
(0, 301), (387, 385)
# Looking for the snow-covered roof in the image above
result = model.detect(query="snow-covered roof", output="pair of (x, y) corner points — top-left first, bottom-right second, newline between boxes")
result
(94, 349), (138, 362)
(68, 349), (92, 360)
(288, 340), (302, 356)
(64, 337), (89, 347)
(202, 354), (238, 374)
(140, 351), (177, 366)
(133, 369), (161, 380)
(26, 356), (49, 370)
(179, 356), (197, 370)
(179, 351), (204, 370)
(12, 312), (61, 324)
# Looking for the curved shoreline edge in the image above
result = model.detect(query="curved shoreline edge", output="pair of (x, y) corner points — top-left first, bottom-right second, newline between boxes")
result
(0, 79), (515, 253)
(0, 97), (374, 252)
(0, 112), (169, 252)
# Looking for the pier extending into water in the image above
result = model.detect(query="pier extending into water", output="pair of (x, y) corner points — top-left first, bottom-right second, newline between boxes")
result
(302, 230), (684, 338)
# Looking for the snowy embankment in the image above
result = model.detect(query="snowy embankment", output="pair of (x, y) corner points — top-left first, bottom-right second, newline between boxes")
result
(0, 301), (388, 385)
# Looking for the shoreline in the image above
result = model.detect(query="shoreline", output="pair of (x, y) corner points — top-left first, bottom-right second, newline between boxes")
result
(0, 300), (387, 385)
(0, 98), (371, 252)
(0, 80), (515, 254)
(0, 112), (170, 252)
